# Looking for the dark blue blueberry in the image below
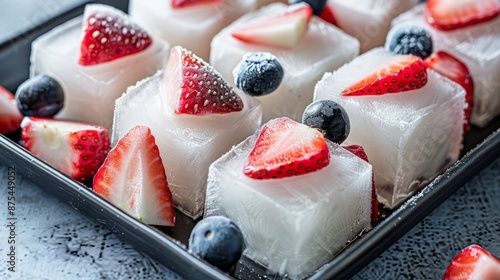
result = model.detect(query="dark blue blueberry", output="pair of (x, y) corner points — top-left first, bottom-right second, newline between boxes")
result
(189, 216), (244, 271)
(15, 75), (64, 117)
(302, 99), (350, 144)
(234, 52), (284, 97)
(387, 26), (433, 59)
(289, 0), (328, 15)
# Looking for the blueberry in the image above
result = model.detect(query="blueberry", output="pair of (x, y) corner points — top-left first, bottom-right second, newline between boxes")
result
(387, 26), (433, 59)
(234, 52), (284, 97)
(15, 75), (64, 117)
(302, 100), (350, 144)
(289, 0), (328, 15)
(189, 216), (244, 271)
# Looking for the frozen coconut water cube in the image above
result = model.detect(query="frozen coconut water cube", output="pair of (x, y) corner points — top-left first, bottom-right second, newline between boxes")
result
(31, 5), (169, 130)
(129, 0), (256, 61)
(112, 57), (262, 219)
(327, 0), (419, 53)
(314, 48), (465, 208)
(388, 4), (500, 127)
(205, 123), (373, 279)
(210, 3), (359, 122)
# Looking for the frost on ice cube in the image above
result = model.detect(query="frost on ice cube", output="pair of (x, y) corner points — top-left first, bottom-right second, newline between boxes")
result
(388, 4), (500, 127)
(129, 0), (256, 61)
(210, 3), (359, 123)
(30, 5), (169, 130)
(327, 0), (419, 53)
(314, 48), (465, 208)
(205, 134), (372, 280)
(112, 72), (261, 219)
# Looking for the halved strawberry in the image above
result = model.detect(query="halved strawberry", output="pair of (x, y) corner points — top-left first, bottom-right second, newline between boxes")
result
(318, 5), (338, 27)
(341, 55), (428, 96)
(232, 4), (313, 49)
(443, 245), (500, 280)
(343, 145), (378, 223)
(425, 0), (500, 31)
(0, 86), (23, 134)
(79, 5), (152, 66)
(171, 0), (220, 9)
(93, 125), (175, 227)
(244, 117), (329, 179)
(21, 117), (110, 182)
(163, 46), (243, 115)
(424, 51), (473, 137)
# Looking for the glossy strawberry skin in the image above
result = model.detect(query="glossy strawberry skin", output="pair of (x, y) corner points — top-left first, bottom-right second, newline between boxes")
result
(319, 5), (338, 27)
(171, 0), (219, 9)
(343, 145), (378, 223)
(425, 0), (500, 31)
(424, 51), (473, 137)
(341, 55), (428, 96)
(164, 46), (244, 115)
(244, 117), (330, 180)
(0, 86), (23, 134)
(79, 8), (152, 66)
(443, 245), (500, 280)
(21, 117), (110, 182)
(93, 125), (175, 227)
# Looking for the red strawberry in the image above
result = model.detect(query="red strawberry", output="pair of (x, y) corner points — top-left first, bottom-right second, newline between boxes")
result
(93, 125), (175, 226)
(244, 117), (330, 179)
(232, 4), (313, 49)
(79, 5), (152, 66)
(424, 51), (474, 137)
(341, 55), (428, 96)
(171, 0), (220, 9)
(343, 145), (378, 223)
(443, 245), (500, 280)
(0, 86), (23, 134)
(425, 0), (500, 31)
(163, 46), (243, 115)
(319, 5), (338, 27)
(21, 117), (110, 182)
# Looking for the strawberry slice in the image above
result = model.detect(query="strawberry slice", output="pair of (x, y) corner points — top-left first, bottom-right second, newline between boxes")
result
(443, 245), (500, 280)
(343, 145), (378, 223)
(79, 5), (152, 66)
(244, 117), (330, 179)
(163, 46), (243, 115)
(318, 5), (338, 27)
(93, 125), (175, 227)
(0, 86), (23, 134)
(424, 51), (473, 137)
(341, 55), (428, 96)
(232, 4), (313, 49)
(21, 117), (110, 182)
(425, 0), (500, 31)
(171, 0), (220, 9)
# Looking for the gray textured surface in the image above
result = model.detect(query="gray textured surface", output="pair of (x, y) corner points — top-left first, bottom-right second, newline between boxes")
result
(0, 158), (498, 279)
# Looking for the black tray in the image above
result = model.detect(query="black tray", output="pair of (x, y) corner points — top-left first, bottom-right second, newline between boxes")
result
(1, 1), (500, 279)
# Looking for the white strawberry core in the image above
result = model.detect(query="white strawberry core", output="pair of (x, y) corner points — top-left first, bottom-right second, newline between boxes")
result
(246, 15), (308, 48)
(470, 255), (500, 280)
(22, 119), (74, 176)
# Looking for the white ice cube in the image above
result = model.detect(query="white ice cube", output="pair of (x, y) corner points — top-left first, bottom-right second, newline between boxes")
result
(205, 132), (372, 279)
(388, 4), (500, 127)
(210, 3), (360, 123)
(327, 0), (419, 53)
(112, 71), (262, 219)
(129, 0), (257, 61)
(31, 14), (169, 130)
(314, 48), (465, 208)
